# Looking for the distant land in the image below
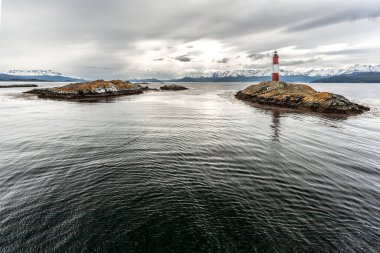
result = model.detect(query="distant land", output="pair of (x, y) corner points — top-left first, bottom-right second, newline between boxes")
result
(0, 70), (86, 82)
(131, 64), (380, 83)
(169, 72), (380, 83)
(311, 72), (380, 83)
(130, 78), (162, 83)
(2, 65), (380, 83)
(166, 75), (319, 83)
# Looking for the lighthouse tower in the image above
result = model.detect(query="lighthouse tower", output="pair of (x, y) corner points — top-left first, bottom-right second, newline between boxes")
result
(272, 51), (279, 81)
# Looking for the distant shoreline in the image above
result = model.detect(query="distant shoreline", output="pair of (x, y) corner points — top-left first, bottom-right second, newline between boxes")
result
(0, 84), (38, 88)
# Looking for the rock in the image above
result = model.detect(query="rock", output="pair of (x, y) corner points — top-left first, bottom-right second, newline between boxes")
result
(139, 86), (159, 91)
(235, 81), (370, 114)
(0, 84), (38, 88)
(160, 84), (188, 91)
(24, 80), (148, 99)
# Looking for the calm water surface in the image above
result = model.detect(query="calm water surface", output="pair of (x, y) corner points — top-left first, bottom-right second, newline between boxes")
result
(0, 82), (379, 252)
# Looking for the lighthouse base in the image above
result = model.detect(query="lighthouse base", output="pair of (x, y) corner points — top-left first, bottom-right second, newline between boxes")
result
(272, 73), (279, 82)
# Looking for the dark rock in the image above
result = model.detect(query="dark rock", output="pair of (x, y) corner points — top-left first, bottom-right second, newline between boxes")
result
(0, 84), (38, 88)
(235, 81), (370, 114)
(160, 84), (188, 91)
(140, 86), (159, 91)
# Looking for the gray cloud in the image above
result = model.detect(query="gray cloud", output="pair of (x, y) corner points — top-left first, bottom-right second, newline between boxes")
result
(153, 58), (165, 61)
(248, 53), (269, 60)
(244, 63), (269, 69)
(287, 8), (380, 32)
(0, 0), (379, 79)
(218, 58), (229, 64)
(175, 55), (192, 62)
(288, 15), (349, 32)
(281, 58), (321, 66)
(319, 48), (372, 55)
(84, 66), (114, 71)
(187, 51), (202, 56)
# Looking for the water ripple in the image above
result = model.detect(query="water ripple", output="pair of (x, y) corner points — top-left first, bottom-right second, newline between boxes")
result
(0, 82), (379, 252)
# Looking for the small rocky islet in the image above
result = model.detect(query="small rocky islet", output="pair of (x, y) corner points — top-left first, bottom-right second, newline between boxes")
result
(236, 81), (370, 114)
(24, 80), (187, 100)
(160, 84), (188, 91)
(0, 84), (38, 88)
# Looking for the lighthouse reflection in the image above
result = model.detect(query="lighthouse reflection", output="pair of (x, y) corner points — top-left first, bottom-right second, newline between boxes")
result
(270, 110), (281, 142)
(267, 108), (346, 142)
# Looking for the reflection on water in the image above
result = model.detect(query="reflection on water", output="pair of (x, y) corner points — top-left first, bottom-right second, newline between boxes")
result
(0, 82), (380, 252)
(271, 110), (281, 142)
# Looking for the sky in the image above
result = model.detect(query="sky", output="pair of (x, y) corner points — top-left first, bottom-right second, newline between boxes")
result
(0, 0), (379, 80)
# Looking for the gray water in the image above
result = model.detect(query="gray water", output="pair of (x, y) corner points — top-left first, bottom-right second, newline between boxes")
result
(0, 82), (379, 252)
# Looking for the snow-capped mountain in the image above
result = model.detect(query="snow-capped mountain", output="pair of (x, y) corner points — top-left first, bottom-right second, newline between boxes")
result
(4, 70), (64, 77)
(0, 70), (85, 82)
(300, 64), (380, 77)
(187, 64), (380, 79)
(196, 69), (298, 78)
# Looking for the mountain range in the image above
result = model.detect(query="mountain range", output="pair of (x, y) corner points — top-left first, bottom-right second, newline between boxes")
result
(0, 70), (85, 82)
(310, 72), (380, 83)
(166, 64), (380, 83)
(1, 65), (380, 83)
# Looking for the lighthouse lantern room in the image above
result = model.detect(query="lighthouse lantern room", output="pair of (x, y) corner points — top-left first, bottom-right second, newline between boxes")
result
(272, 51), (279, 82)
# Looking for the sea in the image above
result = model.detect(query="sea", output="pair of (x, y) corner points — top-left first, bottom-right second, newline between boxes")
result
(0, 82), (379, 252)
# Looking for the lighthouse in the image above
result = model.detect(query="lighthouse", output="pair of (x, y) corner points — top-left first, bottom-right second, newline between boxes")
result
(272, 50), (279, 81)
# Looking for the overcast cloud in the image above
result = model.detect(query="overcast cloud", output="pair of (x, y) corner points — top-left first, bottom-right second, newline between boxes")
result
(0, 0), (379, 79)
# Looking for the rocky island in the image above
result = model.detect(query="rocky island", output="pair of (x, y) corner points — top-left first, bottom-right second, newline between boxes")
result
(236, 81), (370, 114)
(160, 84), (188, 91)
(24, 80), (153, 100)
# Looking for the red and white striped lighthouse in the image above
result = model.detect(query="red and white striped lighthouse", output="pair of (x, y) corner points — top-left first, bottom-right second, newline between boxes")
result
(272, 50), (279, 81)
